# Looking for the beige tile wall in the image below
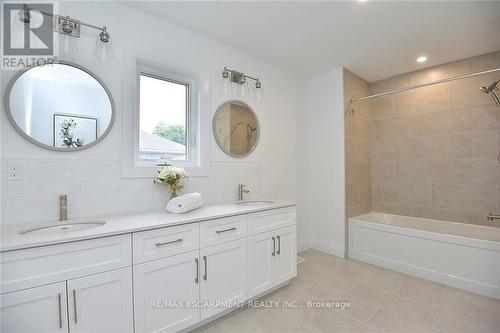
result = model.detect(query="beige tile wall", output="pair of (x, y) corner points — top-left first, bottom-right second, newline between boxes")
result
(369, 50), (500, 226)
(344, 69), (371, 218)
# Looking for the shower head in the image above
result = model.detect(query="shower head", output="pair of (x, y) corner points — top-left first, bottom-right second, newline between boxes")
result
(480, 80), (498, 93)
(480, 79), (500, 106)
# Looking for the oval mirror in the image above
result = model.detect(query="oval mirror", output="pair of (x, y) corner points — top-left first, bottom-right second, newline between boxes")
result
(213, 100), (259, 157)
(5, 62), (114, 151)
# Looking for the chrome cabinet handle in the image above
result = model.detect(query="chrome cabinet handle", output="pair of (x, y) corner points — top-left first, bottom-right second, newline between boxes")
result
(58, 293), (62, 328)
(203, 256), (207, 281)
(216, 227), (236, 234)
(272, 237), (276, 256)
(155, 238), (183, 247)
(72, 289), (77, 324)
(195, 258), (199, 284)
(277, 235), (281, 255)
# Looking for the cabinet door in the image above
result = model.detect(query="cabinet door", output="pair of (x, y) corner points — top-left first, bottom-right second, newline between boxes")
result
(0, 282), (68, 333)
(133, 251), (200, 333)
(67, 267), (133, 333)
(247, 230), (276, 298)
(275, 226), (297, 284)
(200, 239), (247, 320)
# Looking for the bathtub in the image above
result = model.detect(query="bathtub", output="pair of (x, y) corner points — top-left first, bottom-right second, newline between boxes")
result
(348, 212), (500, 299)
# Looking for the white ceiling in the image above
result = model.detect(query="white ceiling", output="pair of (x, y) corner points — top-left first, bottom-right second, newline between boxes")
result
(123, 1), (500, 82)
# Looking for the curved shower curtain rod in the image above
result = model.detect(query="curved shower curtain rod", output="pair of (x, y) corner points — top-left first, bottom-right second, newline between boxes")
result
(345, 67), (500, 116)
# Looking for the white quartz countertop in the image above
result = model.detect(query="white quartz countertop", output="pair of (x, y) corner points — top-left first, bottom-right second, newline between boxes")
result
(0, 202), (296, 252)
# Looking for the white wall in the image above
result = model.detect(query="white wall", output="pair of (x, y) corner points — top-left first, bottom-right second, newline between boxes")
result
(297, 69), (346, 256)
(0, 1), (298, 228)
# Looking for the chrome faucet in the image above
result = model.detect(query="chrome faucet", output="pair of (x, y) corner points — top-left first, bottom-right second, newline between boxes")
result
(59, 195), (68, 222)
(238, 184), (249, 201)
(487, 212), (500, 222)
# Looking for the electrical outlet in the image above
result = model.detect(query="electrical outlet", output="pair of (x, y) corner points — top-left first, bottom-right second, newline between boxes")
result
(7, 162), (23, 181)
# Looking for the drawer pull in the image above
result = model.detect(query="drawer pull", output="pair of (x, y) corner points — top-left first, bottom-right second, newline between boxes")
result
(203, 255), (208, 281)
(72, 289), (78, 324)
(58, 293), (62, 328)
(195, 258), (199, 284)
(155, 238), (183, 247)
(272, 237), (276, 256)
(216, 227), (237, 234)
(277, 235), (281, 255)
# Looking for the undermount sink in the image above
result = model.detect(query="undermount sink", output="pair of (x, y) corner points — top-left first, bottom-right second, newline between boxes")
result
(18, 220), (106, 236)
(236, 200), (274, 206)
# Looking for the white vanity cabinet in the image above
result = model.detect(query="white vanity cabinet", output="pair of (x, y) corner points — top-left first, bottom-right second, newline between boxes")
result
(274, 226), (297, 284)
(200, 238), (247, 320)
(67, 267), (133, 333)
(0, 282), (68, 333)
(0, 235), (133, 333)
(247, 230), (276, 297)
(247, 226), (297, 298)
(1, 205), (297, 333)
(133, 250), (200, 333)
(247, 207), (297, 298)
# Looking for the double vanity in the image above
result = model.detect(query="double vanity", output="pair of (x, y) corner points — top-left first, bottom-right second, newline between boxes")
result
(0, 202), (297, 333)
(2, 56), (292, 333)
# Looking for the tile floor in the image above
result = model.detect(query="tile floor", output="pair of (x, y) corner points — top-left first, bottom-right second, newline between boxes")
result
(193, 249), (500, 333)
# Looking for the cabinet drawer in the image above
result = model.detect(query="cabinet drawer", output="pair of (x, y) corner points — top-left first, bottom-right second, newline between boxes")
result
(247, 207), (296, 235)
(133, 223), (199, 264)
(200, 215), (247, 248)
(0, 234), (132, 294)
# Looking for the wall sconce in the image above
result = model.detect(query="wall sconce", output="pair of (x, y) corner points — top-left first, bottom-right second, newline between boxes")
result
(17, 5), (111, 61)
(220, 67), (264, 101)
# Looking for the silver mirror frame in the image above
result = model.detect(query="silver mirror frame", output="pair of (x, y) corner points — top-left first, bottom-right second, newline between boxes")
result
(4, 60), (116, 152)
(212, 100), (260, 158)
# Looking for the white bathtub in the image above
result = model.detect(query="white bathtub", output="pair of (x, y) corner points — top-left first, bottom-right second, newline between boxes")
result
(348, 212), (500, 299)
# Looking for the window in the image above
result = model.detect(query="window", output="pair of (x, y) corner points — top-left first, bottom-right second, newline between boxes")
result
(139, 74), (188, 162)
(122, 62), (209, 178)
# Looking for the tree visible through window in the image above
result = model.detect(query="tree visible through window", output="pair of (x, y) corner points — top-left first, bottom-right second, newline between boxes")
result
(153, 123), (186, 145)
(139, 74), (188, 161)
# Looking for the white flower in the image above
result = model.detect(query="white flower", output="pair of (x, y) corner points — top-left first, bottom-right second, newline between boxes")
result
(158, 165), (189, 180)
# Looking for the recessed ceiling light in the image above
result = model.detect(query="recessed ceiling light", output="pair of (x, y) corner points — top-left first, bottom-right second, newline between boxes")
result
(417, 56), (427, 63)
(358, 0), (368, 2)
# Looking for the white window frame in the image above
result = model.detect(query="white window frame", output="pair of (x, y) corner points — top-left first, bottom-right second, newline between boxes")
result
(122, 61), (209, 178)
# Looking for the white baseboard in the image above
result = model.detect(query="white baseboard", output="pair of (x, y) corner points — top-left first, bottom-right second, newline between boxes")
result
(297, 238), (312, 253)
(309, 239), (345, 258)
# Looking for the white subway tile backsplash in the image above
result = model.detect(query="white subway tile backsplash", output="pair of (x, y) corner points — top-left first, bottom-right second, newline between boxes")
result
(30, 184), (61, 196)
(85, 160), (120, 171)
(84, 182), (110, 193)
(1, 158), (261, 225)
(108, 181), (132, 192)
(59, 183), (86, 194)
(2, 184), (31, 198)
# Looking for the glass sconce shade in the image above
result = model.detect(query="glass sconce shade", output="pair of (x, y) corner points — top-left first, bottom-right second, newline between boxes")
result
(10, 9), (28, 48)
(92, 35), (114, 65)
(239, 80), (250, 98)
(220, 68), (232, 93)
(255, 86), (264, 102)
(59, 33), (78, 54)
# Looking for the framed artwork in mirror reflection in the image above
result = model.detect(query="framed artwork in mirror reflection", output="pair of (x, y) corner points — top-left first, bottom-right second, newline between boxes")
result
(53, 114), (98, 149)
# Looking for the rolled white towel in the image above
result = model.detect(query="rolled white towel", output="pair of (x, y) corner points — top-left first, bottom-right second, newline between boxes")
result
(166, 192), (204, 214)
